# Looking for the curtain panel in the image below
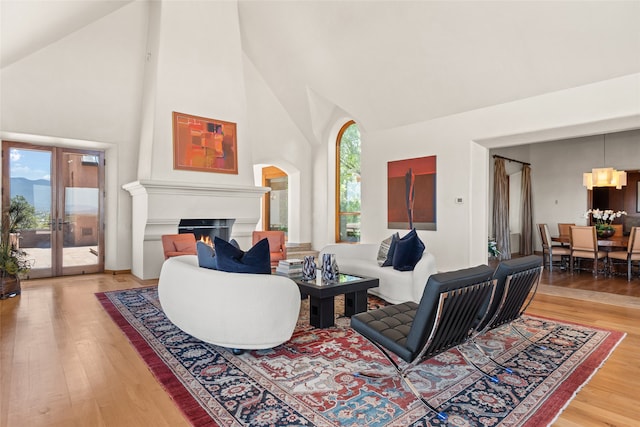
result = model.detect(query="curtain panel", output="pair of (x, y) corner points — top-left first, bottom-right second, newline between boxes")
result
(520, 164), (534, 255)
(493, 158), (511, 260)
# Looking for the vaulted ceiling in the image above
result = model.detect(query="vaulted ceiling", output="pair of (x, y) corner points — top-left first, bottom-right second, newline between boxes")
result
(3, 1), (639, 138)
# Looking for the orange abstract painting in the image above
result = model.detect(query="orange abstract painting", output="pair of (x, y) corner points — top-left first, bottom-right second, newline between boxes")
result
(172, 111), (238, 174)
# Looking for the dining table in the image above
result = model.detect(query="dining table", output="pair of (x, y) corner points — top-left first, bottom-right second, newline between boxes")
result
(551, 234), (629, 248)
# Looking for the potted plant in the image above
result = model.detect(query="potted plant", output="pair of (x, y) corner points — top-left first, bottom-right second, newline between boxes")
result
(1, 196), (36, 299)
(584, 208), (627, 238)
(488, 238), (500, 258)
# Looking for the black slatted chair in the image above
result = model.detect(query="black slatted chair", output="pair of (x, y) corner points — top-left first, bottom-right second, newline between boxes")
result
(350, 265), (496, 421)
(472, 255), (544, 374)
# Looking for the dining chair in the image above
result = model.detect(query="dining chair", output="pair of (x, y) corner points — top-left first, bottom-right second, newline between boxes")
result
(538, 224), (570, 272)
(569, 226), (607, 277)
(611, 224), (623, 236)
(607, 227), (640, 281)
(557, 223), (575, 238)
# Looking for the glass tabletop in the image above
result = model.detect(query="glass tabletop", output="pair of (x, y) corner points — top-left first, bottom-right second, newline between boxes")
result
(297, 272), (365, 286)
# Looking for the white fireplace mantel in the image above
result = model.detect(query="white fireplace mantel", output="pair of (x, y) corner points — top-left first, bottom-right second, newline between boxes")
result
(123, 179), (269, 279)
(123, 179), (268, 197)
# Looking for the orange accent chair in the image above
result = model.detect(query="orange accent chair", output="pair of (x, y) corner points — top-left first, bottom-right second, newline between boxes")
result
(162, 234), (197, 260)
(252, 231), (286, 267)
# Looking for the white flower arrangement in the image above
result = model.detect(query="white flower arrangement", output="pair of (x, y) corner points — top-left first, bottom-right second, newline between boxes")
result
(584, 209), (627, 229)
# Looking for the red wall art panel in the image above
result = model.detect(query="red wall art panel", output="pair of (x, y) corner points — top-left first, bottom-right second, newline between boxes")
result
(387, 155), (436, 230)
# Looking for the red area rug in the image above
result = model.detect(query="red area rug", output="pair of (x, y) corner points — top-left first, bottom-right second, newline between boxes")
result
(97, 286), (624, 426)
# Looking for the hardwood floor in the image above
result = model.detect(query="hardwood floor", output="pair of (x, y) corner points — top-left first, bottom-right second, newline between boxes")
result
(1, 270), (639, 426)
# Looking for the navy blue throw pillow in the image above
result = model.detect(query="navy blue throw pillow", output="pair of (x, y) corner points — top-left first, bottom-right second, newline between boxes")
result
(392, 228), (425, 271)
(214, 236), (271, 274)
(381, 232), (400, 267)
(196, 241), (217, 270)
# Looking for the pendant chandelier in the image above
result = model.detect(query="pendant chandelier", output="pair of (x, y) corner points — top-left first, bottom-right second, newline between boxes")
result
(582, 134), (626, 190)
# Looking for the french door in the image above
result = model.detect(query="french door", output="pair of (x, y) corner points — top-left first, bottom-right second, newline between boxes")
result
(2, 141), (105, 278)
(261, 166), (288, 235)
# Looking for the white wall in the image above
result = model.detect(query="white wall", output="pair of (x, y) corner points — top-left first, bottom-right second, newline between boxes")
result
(243, 55), (313, 244)
(2, 2), (639, 275)
(0, 1), (149, 271)
(490, 130), (640, 253)
(125, 1), (272, 279)
(355, 75), (640, 273)
(142, 1), (253, 187)
(531, 130), (638, 251)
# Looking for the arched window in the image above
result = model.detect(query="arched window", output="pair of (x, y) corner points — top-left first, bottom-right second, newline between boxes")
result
(336, 121), (361, 242)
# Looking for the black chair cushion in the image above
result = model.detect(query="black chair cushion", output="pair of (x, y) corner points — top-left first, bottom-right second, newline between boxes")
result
(351, 302), (418, 362)
(352, 264), (495, 363)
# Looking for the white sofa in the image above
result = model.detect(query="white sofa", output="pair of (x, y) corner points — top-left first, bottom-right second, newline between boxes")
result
(158, 255), (301, 351)
(319, 244), (437, 304)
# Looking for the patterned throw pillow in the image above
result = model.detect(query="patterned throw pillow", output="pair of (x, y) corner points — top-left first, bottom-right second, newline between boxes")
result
(377, 235), (393, 266)
(380, 232), (400, 267)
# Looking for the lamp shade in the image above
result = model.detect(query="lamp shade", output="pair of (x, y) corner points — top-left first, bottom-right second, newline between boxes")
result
(583, 168), (627, 190)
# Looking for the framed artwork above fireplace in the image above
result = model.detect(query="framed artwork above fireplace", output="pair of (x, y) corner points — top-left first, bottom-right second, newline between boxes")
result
(172, 111), (238, 174)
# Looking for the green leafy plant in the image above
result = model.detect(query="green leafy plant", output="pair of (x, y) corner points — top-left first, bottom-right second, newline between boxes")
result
(8, 195), (38, 232)
(488, 238), (500, 258)
(1, 196), (35, 278)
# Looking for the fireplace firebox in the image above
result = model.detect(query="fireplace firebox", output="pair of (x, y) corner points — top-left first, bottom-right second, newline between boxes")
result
(178, 219), (235, 242)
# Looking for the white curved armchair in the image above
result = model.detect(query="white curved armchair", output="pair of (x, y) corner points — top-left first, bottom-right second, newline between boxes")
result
(320, 243), (437, 304)
(158, 255), (301, 351)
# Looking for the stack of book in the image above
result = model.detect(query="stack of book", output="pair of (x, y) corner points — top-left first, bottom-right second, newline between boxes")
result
(275, 259), (304, 278)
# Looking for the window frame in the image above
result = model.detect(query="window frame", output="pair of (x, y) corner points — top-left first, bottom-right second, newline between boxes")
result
(335, 120), (361, 243)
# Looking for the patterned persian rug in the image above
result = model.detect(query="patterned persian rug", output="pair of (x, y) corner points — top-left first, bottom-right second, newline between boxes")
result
(97, 286), (624, 427)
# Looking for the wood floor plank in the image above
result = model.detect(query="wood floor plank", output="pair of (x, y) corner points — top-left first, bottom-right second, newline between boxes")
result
(1, 270), (639, 426)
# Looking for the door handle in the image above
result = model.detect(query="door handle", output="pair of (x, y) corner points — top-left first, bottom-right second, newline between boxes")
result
(57, 218), (70, 231)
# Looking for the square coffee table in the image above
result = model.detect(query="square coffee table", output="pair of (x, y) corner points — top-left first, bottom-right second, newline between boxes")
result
(294, 273), (379, 328)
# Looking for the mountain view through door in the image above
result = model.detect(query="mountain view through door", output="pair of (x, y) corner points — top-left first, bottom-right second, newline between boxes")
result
(2, 142), (105, 278)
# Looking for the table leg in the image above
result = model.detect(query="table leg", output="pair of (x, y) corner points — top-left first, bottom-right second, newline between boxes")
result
(309, 296), (335, 328)
(344, 290), (368, 317)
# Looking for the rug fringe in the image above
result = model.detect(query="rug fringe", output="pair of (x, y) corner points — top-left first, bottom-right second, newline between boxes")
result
(96, 289), (220, 427)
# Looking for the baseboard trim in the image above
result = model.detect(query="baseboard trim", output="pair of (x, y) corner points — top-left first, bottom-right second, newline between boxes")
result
(104, 269), (132, 275)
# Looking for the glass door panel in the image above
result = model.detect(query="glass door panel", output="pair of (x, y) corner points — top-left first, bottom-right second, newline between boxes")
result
(267, 175), (288, 234)
(61, 152), (102, 273)
(2, 142), (104, 278)
(261, 166), (288, 236)
(6, 147), (53, 277)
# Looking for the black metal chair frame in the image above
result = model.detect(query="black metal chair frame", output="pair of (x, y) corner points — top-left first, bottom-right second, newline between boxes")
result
(470, 256), (545, 376)
(351, 265), (496, 421)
